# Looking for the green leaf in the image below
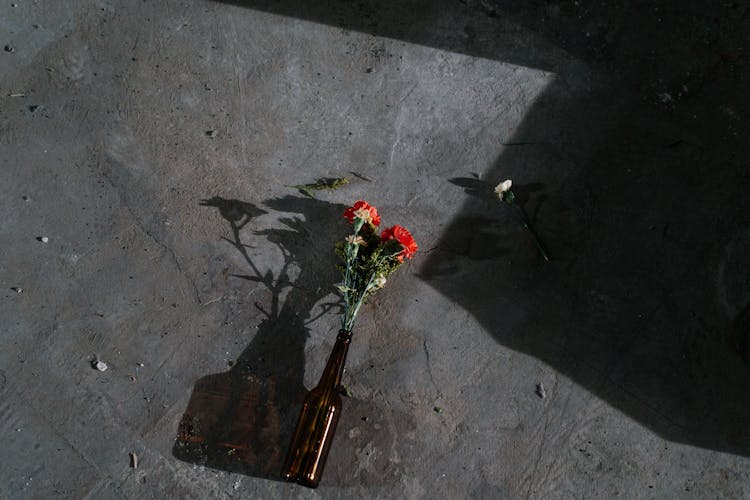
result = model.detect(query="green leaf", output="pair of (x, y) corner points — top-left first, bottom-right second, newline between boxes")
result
(288, 177), (350, 198)
(297, 186), (314, 198)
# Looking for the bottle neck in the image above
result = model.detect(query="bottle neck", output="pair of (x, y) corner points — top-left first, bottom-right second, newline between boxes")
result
(316, 329), (352, 390)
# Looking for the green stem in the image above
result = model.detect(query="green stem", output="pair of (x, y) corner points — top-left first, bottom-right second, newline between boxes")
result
(345, 271), (376, 332)
(342, 252), (392, 331)
(513, 202), (551, 262)
(341, 220), (364, 330)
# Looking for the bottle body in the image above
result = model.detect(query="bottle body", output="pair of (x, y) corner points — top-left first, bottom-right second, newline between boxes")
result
(282, 387), (343, 487)
(282, 330), (351, 487)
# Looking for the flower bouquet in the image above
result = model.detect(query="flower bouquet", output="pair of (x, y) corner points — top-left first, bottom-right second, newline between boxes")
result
(282, 200), (417, 487)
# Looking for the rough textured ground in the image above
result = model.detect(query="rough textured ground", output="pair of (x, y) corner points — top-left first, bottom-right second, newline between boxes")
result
(2, 0), (749, 498)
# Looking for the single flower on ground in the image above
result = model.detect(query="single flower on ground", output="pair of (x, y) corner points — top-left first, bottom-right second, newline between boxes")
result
(494, 178), (550, 262)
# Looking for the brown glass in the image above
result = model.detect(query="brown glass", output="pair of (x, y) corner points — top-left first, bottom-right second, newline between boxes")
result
(282, 329), (352, 487)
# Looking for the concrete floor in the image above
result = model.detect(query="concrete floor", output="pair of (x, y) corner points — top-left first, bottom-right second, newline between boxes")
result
(2, 0), (749, 498)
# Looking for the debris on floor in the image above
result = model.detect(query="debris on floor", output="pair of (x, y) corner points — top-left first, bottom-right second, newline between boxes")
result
(536, 383), (547, 399)
(288, 177), (350, 198)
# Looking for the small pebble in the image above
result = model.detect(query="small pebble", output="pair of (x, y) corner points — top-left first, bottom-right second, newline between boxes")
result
(22, 195), (30, 201)
(37, 236), (48, 243)
(129, 452), (138, 468)
(4, 45), (14, 53)
(136, 362), (144, 367)
(205, 130), (217, 138)
(95, 361), (108, 371)
(11, 287), (23, 294)
(536, 383), (547, 399)
(28, 105), (38, 112)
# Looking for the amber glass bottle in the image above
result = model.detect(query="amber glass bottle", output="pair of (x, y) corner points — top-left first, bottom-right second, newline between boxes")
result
(282, 329), (352, 487)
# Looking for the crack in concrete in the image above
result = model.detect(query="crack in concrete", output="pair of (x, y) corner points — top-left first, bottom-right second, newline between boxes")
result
(98, 163), (203, 307)
(422, 336), (443, 401)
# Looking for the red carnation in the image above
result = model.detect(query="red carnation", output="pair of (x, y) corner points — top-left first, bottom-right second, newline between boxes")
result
(343, 200), (381, 226)
(380, 225), (417, 261)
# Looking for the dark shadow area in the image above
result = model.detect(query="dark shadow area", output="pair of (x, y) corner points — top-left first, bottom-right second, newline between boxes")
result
(173, 195), (346, 479)
(424, 178), (547, 269)
(214, 0), (750, 455)
(216, 0), (560, 74)
(422, 81), (750, 456)
(731, 302), (750, 366)
(216, 0), (749, 92)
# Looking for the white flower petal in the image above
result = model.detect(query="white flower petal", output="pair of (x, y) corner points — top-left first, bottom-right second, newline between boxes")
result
(494, 179), (512, 199)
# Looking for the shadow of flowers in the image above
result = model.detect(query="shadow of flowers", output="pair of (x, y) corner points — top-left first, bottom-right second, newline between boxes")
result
(173, 195), (346, 480)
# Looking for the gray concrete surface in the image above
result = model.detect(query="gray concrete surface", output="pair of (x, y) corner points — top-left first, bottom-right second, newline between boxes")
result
(2, 0), (750, 498)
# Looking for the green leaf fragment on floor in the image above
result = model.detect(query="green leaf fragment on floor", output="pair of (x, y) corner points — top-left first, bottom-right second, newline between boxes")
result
(289, 177), (350, 198)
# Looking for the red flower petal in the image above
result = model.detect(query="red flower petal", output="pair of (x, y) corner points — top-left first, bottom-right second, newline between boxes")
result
(343, 200), (381, 226)
(380, 225), (417, 260)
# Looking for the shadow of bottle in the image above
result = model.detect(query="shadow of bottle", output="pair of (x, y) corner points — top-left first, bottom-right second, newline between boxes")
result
(173, 195), (346, 480)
